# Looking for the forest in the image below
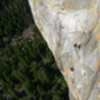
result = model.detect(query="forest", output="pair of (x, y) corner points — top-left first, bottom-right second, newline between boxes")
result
(0, 0), (69, 100)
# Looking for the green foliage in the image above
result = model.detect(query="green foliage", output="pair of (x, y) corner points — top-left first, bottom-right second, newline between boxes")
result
(0, 0), (33, 47)
(0, 26), (69, 100)
(0, 0), (69, 100)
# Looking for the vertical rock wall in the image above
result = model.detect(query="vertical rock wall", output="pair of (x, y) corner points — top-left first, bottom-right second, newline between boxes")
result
(28, 0), (100, 100)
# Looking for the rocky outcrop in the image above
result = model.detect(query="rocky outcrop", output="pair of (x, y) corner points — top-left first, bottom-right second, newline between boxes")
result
(28, 0), (100, 100)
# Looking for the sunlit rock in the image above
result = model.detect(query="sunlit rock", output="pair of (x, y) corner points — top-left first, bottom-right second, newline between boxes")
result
(28, 0), (100, 99)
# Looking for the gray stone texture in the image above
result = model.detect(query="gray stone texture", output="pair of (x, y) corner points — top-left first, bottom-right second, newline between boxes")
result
(28, 0), (100, 100)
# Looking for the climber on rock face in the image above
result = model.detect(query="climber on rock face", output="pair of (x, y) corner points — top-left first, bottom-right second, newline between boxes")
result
(28, 0), (100, 100)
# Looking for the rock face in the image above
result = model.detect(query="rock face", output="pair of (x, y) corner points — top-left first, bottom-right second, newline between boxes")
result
(28, 0), (100, 100)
